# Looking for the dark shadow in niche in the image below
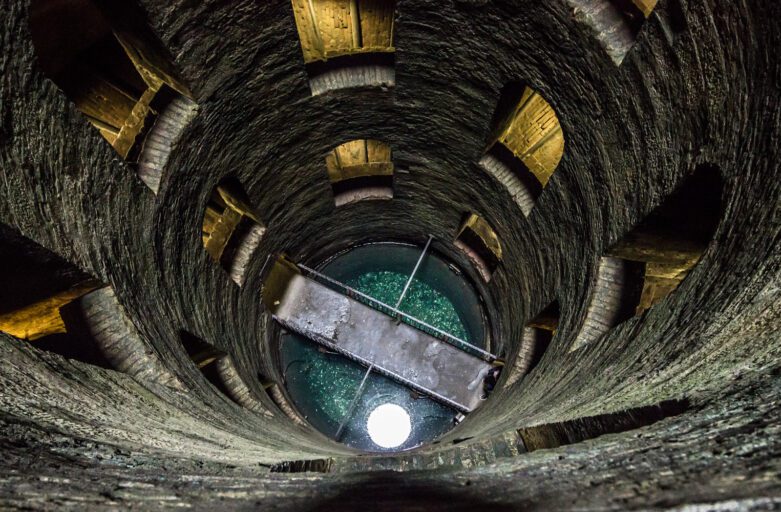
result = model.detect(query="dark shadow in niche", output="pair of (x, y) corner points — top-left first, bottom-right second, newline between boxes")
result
(518, 398), (690, 452)
(202, 177), (266, 286)
(611, 0), (647, 33)
(29, 0), (196, 192)
(0, 224), (93, 315)
(179, 331), (241, 406)
(299, 473), (518, 512)
(503, 300), (560, 388)
(306, 53), (396, 94)
(524, 300), (560, 372)
(659, 0), (687, 42)
(0, 223), (110, 368)
(608, 165), (723, 317)
(455, 213), (503, 282)
(331, 174), (394, 207)
(33, 302), (114, 369)
(485, 142), (543, 200)
(270, 458), (334, 474)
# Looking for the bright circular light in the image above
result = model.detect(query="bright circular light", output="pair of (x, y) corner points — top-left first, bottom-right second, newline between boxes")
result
(367, 403), (412, 449)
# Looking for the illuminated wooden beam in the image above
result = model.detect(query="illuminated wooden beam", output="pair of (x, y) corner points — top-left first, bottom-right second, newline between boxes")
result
(292, 0), (395, 63)
(455, 214), (503, 282)
(325, 140), (394, 205)
(493, 87), (564, 188)
(326, 139), (393, 182)
(0, 281), (100, 341)
(632, 0), (658, 18)
(608, 230), (706, 314)
(202, 181), (266, 285)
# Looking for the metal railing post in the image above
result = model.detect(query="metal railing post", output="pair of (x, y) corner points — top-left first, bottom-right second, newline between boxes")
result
(394, 235), (434, 310)
(335, 364), (374, 441)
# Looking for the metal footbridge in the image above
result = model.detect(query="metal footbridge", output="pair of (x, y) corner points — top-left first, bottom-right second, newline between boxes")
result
(261, 246), (497, 414)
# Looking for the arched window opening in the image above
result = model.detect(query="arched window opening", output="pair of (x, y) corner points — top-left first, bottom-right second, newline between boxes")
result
(455, 213), (503, 282)
(178, 332), (284, 417)
(0, 225), (103, 367)
(517, 398), (689, 452)
(210, 358), (276, 418)
(571, 256), (645, 352)
(571, 166), (722, 351)
(481, 84), (564, 217)
(180, 331), (240, 405)
(326, 139), (394, 207)
(505, 300), (559, 388)
(567, 0), (659, 66)
(202, 178), (266, 286)
(0, 225), (182, 385)
(607, 166), (723, 315)
(291, 0), (396, 96)
(30, 0), (197, 192)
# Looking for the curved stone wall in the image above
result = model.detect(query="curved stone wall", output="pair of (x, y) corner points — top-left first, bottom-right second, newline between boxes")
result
(0, 0), (779, 508)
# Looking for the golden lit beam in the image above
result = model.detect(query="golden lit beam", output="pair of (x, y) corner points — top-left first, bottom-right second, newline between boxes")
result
(0, 282), (100, 341)
(291, 0), (395, 63)
(632, 0), (658, 18)
(459, 213), (503, 262)
(495, 87), (564, 187)
(326, 139), (393, 182)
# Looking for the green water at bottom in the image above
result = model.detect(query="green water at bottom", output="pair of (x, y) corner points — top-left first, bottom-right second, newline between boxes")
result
(346, 271), (469, 340)
(281, 261), (475, 451)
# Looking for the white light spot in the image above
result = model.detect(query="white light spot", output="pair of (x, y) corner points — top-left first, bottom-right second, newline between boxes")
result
(367, 403), (411, 449)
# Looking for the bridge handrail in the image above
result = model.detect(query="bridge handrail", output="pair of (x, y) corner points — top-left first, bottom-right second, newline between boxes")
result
(297, 264), (497, 362)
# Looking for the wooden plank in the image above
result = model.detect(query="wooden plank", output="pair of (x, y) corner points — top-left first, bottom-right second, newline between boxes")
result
(336, 162), (394, 181)
(632, 0), (658, 18)
(67, 67), (137, 131)
(458, 213), (503, 262)
(366, 139), (391, 162)
(217, 185), (261, 224)
(115, 34), (165, 90)
(292, 0), (325, 62)
(202, 206), (222, 236)
(204, 208), (243, 262)
(636, 274), (683, 314)
(0, 282), (100, 341)
(327, 140), (392, 182)
(316, 0), (355, 58)
(293, 0), (394, 62)
(608, 231), (704, 267)
(499, 87), (564, 187)
(336, 139), (368, 167)
(112, 87), (158, 158)
(359, 0), (395, 49)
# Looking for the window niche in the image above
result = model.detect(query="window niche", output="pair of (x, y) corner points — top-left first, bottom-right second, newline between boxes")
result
(30, 0), (197, 193)
(606, 166), (723, 316)
(326, 139), (394, 207)
(202, 178), (266, 286)
(568, 0), (659, 66)
(291, 0), (396, 96)
(179, 331), (277, 416)
(179, 331), (240, 404)
(0, 225), (182, 386)
(0, 224), (103, 361)
(505, 301), (559, 388)
(571, 166), (722, 351)
(455, 213), (503, 283)
(480, 83), (564, 217)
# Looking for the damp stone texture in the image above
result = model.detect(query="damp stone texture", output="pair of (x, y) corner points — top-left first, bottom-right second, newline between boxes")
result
(0, 0), (780, 510)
